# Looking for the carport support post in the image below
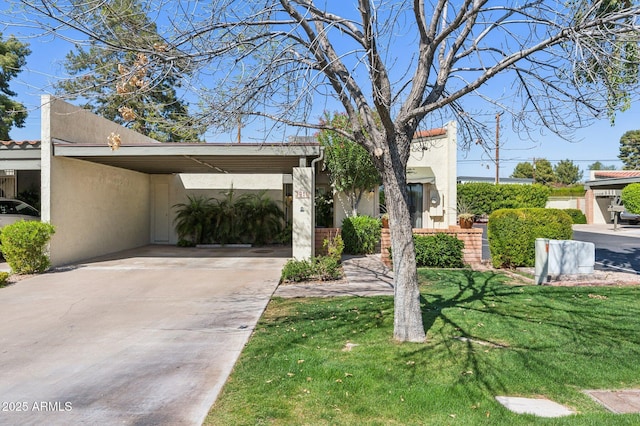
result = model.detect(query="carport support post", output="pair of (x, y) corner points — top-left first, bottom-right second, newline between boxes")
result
(292, 167), (314, 260)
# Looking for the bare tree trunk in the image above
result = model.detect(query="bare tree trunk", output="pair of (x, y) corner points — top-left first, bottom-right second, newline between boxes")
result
(381, 154), (426, 343)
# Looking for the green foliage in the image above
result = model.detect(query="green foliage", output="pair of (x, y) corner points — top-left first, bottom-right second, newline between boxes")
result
(457, 183), (550, 216)
(0, 33), (30, 140)
(413, 234), (464, 268)
(488, 208), (573, 268)
(318, 112), (380, 216)
(588, 161), (616, 171)
(315, 190), (334, 227)
(174, 190), (284, 246)
(238, 190), (284, 245)
(510, 162), (534, 179)
(0, 271), (8, 286)
(312, 256), (342, 281)
(341, 215), (381, 255)
(549, 185), (586, 197)
(511, 159), (557, 184)
(621, 183), (640, 214)
(323, 233), (344, 262)
(619, 130), (640, 170)
(564, 208), (587, 224)
(533, 158), (556, 184)
(281, 258), (314, 282)
(280, 255), (342, 282)
(54, 0), (203, 142)
(0, 221), (55, 274)
(173, 195), (215, 244)
(554, 159), (583, 185)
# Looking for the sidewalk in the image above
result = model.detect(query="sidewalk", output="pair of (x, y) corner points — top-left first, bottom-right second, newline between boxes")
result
(573, 223), (640, 237)
(273, 254), (395, 298)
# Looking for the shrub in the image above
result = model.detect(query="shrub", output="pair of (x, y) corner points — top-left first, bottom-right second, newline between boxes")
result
(0, 221), (56, 274)
(281, 258), (314, 282)
(280, 255), (343, 282)
(488, 208), (572, 268)
(457, 183), (550, 216)
(341, 215), (381, 255)
(414, 233), (465, 268)
(563, 209), (587, 224)
(0, 271), (9, 287)
(323, 233), (344, 262)
(621, 183), (640, 214)
(313, 256), (342, 281)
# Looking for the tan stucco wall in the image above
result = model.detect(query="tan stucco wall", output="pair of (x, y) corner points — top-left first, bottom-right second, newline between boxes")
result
(333, 190), (378, 227)
(406, 121), (457, 228)
(47, 157), (150, 266)
(44, 95), (159, 145)
(41, 96), (152, 266)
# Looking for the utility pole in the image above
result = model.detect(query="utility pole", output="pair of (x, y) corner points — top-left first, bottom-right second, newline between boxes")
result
(495, 112), (503, 184)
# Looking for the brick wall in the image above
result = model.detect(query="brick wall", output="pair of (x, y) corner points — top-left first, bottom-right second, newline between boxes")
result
(380, 226), (483, 267)
(314, 228), (341, 256)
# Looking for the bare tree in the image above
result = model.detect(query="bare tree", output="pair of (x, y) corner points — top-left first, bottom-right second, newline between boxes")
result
(13, 0), (640, 342)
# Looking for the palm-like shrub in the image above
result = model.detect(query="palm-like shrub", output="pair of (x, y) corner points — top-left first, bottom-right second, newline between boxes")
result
(212, 188), (244, 244)
(173, 195), (215, 244)
(239, 190), (284, 245)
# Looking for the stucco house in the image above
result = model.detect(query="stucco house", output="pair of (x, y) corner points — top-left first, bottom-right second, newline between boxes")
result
(584, 170), (640, 224)
(0, 96), (461, 266)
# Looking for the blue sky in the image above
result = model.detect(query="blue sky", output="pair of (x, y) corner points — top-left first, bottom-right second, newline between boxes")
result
(3, 6), (638, 180)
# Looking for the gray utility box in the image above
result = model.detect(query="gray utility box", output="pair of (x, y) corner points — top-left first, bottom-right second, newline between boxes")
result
(534, 238), (595, 284)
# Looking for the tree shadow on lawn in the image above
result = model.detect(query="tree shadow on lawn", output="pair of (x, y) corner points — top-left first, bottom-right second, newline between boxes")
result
(415, 269), (640, 398)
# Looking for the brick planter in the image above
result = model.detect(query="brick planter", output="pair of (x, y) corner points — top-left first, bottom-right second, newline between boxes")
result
(380, 226), (482, 267)
(314, 228), (341, 256)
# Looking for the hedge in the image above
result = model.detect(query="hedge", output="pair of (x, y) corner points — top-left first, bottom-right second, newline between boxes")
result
(0, 221), (56, 274)
(488, 208), (572, 268)
(458, 183), (550, 216)
(621, 183), (640, 214)
(341, 215), (381, 254)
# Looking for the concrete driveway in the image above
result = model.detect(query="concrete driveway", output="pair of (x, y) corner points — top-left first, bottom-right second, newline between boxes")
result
(0, 245), (289, 425)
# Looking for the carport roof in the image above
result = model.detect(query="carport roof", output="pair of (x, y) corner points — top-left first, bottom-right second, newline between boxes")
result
(52, 141), (322, 174)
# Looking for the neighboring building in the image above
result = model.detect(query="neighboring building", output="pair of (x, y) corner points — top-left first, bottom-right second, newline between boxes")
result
(1, 96), (458, 265)
(584, 170), (640, 224)
(457, 176), (533, 185)
(331, 123), (458, 229)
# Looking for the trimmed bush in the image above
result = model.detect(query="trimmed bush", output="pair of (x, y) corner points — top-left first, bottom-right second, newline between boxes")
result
(341, 215), (381, 255)
(414, 233), (465, 268)
(0, 271), (9, 287)
(488, 208), (572, 268)
(564, 209), (587, 224)
(458, 183), (550, 216)
(0, 221), (56, 274)
(621, 183), (640, 214)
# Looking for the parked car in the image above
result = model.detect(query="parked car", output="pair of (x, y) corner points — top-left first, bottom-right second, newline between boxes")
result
(0, 198), (40, 228)
(619, 209), (640, 225)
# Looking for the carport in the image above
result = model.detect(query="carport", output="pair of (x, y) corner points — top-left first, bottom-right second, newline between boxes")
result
(37, 96), (322, 266)
(584, 171), (640, 224)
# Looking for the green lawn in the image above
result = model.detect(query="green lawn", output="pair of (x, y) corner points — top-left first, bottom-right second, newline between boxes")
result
(205, 269), (640, 425)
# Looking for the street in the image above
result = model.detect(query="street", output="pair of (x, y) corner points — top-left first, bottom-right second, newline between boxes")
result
(573, 230), (640, 275)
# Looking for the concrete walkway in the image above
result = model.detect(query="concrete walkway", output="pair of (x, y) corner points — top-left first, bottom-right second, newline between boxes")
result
(0, 245), (288, 426)
(274, 254), (395, 298)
